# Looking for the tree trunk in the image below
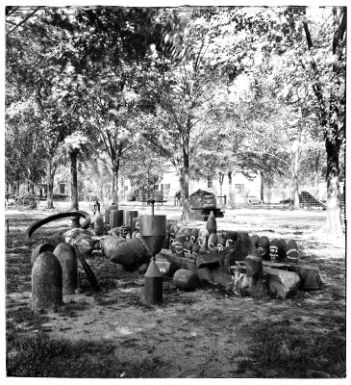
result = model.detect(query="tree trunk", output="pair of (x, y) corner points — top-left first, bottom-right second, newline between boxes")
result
(46, 160), (56, 209)
(259, 171), (264, 203)
(180, 162), (190, 222)
(314, 152), (320, 197)
(219, 172), (224, 198)
(111, 162), (119, 204)
(323, 138), (343, 240)
(228, 170), (235, 208)
(70, 150), (79, 210)
(302, 7), (345, 241)
(292, 142), (300, 209)
(180, 122), (191, 222)
(293, 174), (300, 209)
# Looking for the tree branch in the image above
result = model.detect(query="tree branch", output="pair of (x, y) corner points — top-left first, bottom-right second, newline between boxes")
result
(6, 7), (42, 35)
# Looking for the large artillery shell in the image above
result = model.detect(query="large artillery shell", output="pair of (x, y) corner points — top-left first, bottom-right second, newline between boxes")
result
(32, 251), (63, 311)
(53, 242), (78, 294)
(31, 243), (55, 264)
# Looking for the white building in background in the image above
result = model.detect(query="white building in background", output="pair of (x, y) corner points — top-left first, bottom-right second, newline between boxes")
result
(121, 160), (328, 206)
(121, 161), (263, 205)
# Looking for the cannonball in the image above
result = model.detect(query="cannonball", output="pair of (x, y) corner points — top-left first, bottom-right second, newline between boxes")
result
(173, 269), (199, 291)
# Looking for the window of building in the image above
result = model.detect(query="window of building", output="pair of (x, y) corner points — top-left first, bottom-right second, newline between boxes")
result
(160, 184), (171, 198)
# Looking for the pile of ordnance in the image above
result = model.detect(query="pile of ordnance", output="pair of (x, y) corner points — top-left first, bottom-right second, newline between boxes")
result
(26, 205), (322, 311)
(158, 211), (322, 299)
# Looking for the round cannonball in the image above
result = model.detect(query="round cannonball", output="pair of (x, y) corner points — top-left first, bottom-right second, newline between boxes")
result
(173, 269), (199, 291)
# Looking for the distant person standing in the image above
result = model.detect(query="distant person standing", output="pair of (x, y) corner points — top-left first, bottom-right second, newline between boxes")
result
(175, 191), (181, 206)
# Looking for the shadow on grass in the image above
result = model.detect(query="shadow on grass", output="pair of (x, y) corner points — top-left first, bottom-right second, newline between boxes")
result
(237, 320), (346, 378)
(7, 333), (166, 378)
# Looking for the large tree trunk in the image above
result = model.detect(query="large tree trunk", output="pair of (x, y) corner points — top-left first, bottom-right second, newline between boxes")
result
(323, 138), (343, 240)
(46, 160), (56, 209)
(302, 7), (345, 241)
(70, 150), (79, 210)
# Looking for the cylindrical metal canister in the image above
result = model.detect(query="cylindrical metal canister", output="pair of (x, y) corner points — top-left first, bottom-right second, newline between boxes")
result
(124, 210), (138, 227)
(32, 251), (63, 311)
(144, 259), (163, 304)
(109, 210), (124, 228)
(139, 215), (166, 257)
(104, 203), (118, 225)
(53, 242), (78, 294)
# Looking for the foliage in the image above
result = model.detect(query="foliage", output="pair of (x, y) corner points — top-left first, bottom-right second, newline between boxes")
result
(5, 6), (346, 224)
